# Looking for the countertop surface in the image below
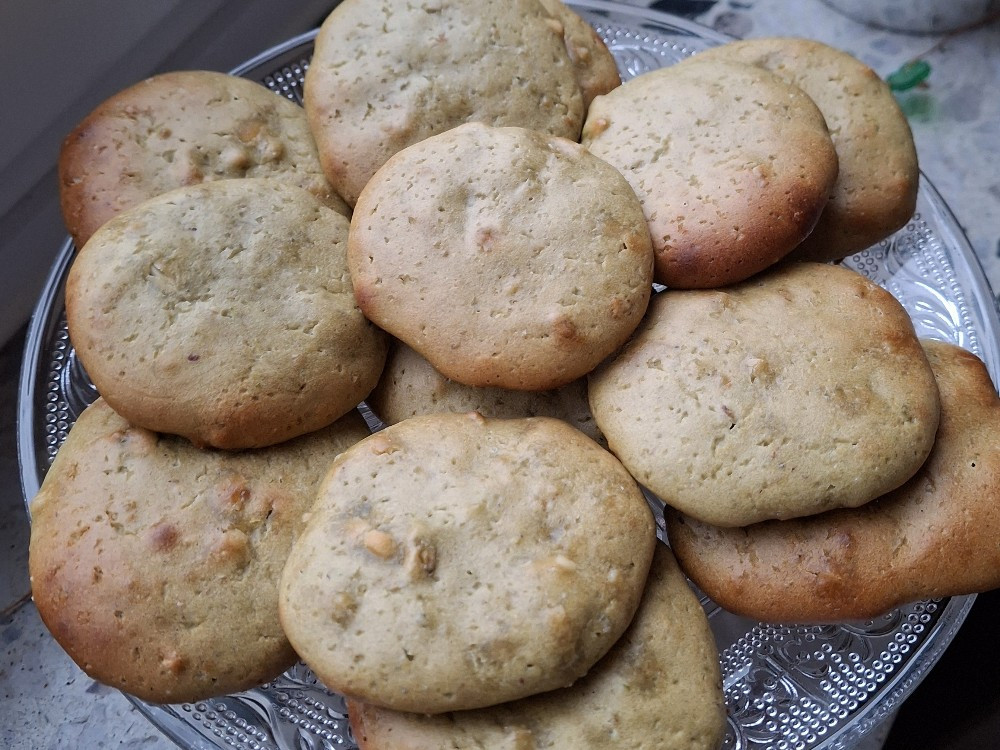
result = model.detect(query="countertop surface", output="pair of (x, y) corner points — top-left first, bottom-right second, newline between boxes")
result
(2, 1), (998, 748)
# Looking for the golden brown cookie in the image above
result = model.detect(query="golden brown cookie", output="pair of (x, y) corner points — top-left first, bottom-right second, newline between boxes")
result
(304, 0), (586, 206)
(347, 545), (725, 750)
(28, 398), (370, 703)
(588, 262), (940, 527)
(59, 70), (349, 249)
(582, 59), (839, 288)
(367, 340), (604, 445)
(66, 178), (387, 450)
(349, 122), (653, 391)
(689, 38), (918, 261)
(666, 340), (1000, 622)
(278, 413), (656, 714)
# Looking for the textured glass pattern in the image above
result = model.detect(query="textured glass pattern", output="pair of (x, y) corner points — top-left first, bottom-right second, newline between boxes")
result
(17, 2), (1000, 749)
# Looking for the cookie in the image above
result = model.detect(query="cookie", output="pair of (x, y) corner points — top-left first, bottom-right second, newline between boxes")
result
(304, 0), (586, 206)
(59, 70), (349, 249)
(588, 262), (940, 527)
(347, 545), (725, 750)
(278, 413), (656, 714)
(666, 340), (1000, 622)
(537, 0), (621, 108)
(349, 122), (653, 391)
(367, 340), (604, 445)
(582, 59), (839, 288)
(66, 178), (387, 450)
(28, 398), (370, 703)
(688, 38), (918, 261)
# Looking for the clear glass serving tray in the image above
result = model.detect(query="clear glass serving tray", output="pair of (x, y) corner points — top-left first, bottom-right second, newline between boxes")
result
(17, 2), (1000, 749)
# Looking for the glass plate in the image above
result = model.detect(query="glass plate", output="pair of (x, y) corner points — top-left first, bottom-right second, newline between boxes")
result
(17, 2), (1000, 749)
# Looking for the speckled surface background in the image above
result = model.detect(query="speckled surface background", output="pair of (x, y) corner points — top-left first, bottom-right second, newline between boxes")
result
(2, 1), (998, 748)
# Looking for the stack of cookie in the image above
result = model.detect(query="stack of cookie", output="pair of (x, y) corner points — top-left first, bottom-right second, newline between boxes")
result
(581, 40), (920, 285)
(664, 339), (1000, 623)
(33, 2), (724, 742)
(25, 0), (1000, 747)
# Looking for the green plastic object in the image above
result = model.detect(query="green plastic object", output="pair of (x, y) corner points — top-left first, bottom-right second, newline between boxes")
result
(888, 59), (932, 91)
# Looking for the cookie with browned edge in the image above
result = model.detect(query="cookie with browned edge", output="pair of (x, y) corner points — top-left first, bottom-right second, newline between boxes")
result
(349, 122), (652, 391)
(582, 59), (839, 288)
(589, 262), (940, 526)
(305, 0), (587, 206)
(59, 70), (349, 249)
(689, 38), (918, 261)
(279, 413), (656, 714)
(666, 340), (1000, 622)
(66, 178), (387, 450)
(28, 399), (370, 703)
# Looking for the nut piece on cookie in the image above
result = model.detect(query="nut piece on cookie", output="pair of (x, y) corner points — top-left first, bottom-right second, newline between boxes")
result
(348, 122), (653, 391)
(305, 0), (589, 206)
(589, 262), (941, 526)
(278, 413), (656, 714)
(59, 70), (349, 249)
(687, 37), (918, 262)
(666, 340), (1000, 622)
(537, 0), (621, 109)
(27, 399), (370, 703)
(583, 59), (839, 288)
(368, 339), (604, 445)
(346, 546), (725, 750)
(66, 178), (387, 450)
